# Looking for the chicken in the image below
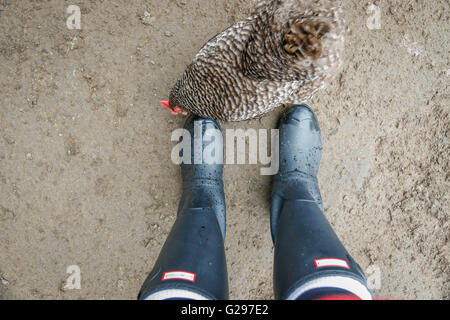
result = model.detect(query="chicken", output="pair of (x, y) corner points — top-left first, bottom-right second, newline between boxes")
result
(162, 0), (346, 122)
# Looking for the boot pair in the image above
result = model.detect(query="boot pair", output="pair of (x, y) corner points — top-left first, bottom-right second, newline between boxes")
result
(139, 105), (372, 300)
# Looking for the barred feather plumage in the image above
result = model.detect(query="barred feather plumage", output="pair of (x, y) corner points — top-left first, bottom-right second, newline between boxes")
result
(168, 0), (346, 122)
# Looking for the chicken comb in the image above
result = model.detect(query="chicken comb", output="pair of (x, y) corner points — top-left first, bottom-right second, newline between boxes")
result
(160, 100), (187, 115)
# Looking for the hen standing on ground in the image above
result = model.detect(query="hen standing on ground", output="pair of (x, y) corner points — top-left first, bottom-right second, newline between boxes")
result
(163, 0), (346, 122)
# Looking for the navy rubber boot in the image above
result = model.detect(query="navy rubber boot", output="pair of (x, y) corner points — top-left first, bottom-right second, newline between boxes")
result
(271, 105), (372, 300)
(138, 116), (228, 300)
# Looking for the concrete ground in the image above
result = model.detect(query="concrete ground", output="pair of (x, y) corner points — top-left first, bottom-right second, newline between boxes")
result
(0, 0), (448, 299)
